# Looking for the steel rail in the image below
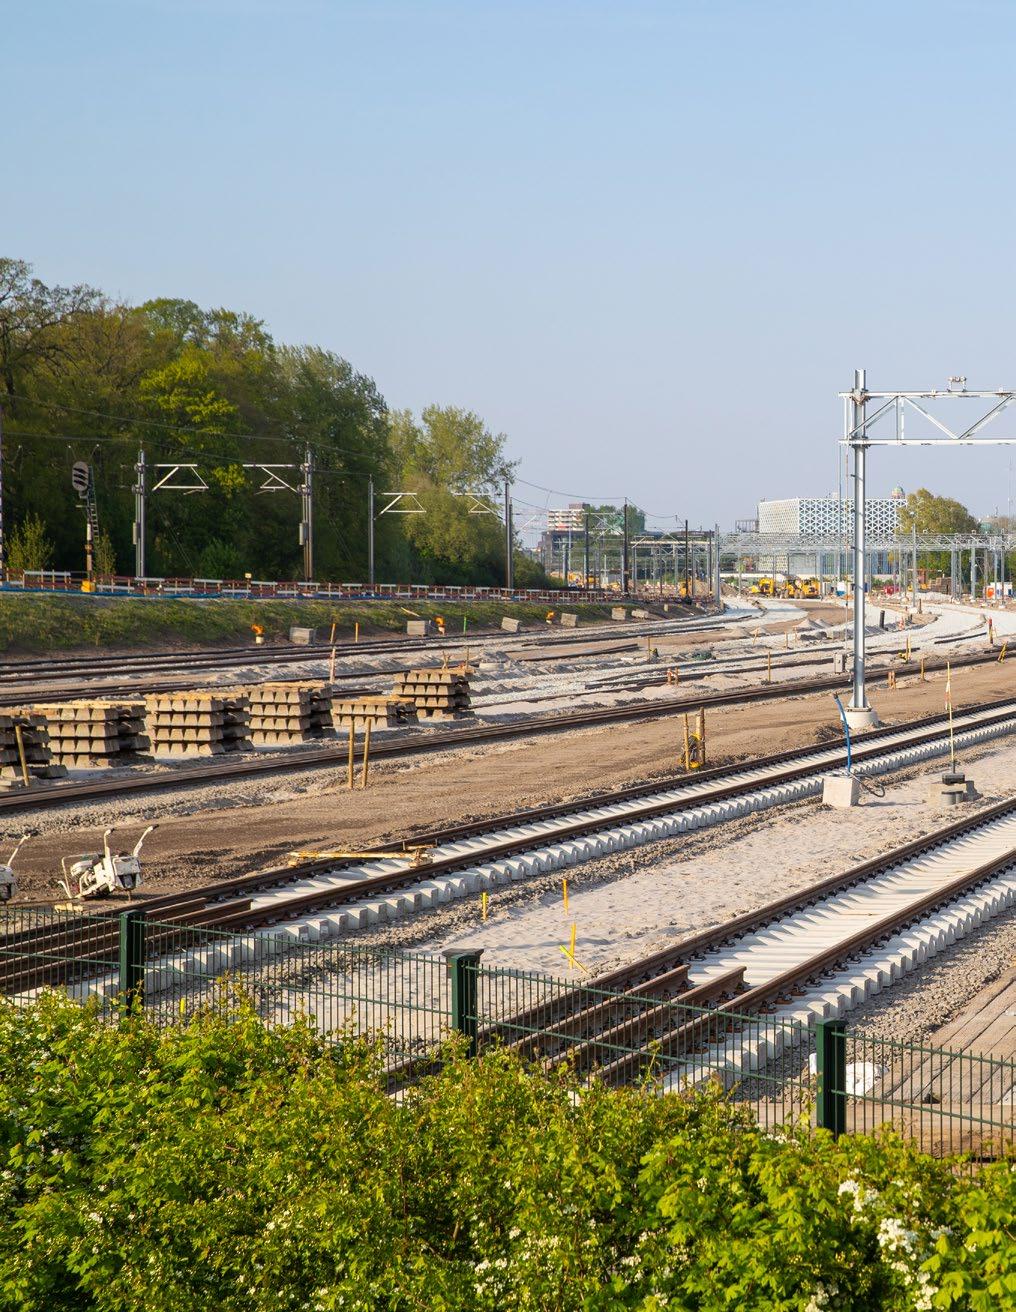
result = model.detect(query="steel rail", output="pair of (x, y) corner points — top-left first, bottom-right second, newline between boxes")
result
(5, 701), (1016, 1006)
(167, 700), (1016, 928)
(526, 799), (1016, 1085)
(0, 613), (733, 681)
(0, 648), (1006, 816)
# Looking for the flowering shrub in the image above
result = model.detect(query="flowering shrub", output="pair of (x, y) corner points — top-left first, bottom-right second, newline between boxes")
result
(0, 995), (1012, 1310)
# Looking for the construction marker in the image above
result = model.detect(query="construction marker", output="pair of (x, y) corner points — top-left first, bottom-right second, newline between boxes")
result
(354, 621), (360, 643)
(481, 891), (488, 922)
(558, 923), (588, 974)
(562, 878), (569, 913)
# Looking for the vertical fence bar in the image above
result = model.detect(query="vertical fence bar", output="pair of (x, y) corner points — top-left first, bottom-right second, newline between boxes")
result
(444, 949), (483, 1055)
(118, 909), (147, 1017)
(816, 1018), (847, 1138)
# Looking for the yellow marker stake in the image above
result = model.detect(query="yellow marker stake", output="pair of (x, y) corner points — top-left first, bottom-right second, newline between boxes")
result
(998, 641), (1008, 663)
(328, 646), (337, 682)
(559, 923), (588, 974)
(347, 724), (355, 789)
(354, 621), (360, 643)
(360, 720), (372, 788)
(329, 621), (337, 644)
(562, 879), (569, 913)
(481, 891), (488, 922)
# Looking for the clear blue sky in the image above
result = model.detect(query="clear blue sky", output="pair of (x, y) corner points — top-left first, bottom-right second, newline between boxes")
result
(7, 0), (1016, 528)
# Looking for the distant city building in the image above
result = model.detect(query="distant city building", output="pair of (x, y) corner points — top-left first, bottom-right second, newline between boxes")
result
(757, 494), (903, 538)
(545, 503), (588, 533)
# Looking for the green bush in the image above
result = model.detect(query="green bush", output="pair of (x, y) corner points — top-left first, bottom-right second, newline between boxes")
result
(0, 995), (1012, 1310)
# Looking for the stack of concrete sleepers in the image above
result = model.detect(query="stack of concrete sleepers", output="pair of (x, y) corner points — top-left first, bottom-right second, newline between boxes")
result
(26, 701), (150, 769)
(145, 692), (251, 758)
(246, 682), (336, 746)
(391, 669), (472, 721)
(330, 696), (419, 733)
(0, 713), (67, 789)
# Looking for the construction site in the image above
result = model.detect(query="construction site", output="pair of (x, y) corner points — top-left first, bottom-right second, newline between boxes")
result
(4, 370), (1016, 1159)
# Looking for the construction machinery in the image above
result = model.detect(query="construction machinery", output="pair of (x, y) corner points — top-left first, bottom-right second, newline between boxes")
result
(749, 577), (780, 597)
(0, 835), (29, 902)
(795, 576), (820, 598)
(58, 825), (156, 901)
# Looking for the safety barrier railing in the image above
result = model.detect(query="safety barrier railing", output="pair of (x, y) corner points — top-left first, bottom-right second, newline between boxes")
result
(6, 910), (1005, 1159)
(0, 570), (686, 605)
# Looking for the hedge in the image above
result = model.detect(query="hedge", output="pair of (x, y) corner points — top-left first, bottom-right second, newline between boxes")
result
(0, 995), (1012, 1310)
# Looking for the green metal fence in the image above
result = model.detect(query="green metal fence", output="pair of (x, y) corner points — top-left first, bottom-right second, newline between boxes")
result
(2, 907), (1013, 1160)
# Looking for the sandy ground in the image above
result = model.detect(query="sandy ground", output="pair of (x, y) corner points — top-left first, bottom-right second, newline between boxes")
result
(8, 652), (1013, 905)
(378, 733), (1016, 979)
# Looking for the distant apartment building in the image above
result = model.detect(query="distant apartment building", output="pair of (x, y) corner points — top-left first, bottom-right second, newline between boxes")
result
(545, 503), (588, 533)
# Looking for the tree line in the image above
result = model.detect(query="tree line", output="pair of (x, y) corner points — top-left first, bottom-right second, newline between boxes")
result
(0, 258), (549, 586)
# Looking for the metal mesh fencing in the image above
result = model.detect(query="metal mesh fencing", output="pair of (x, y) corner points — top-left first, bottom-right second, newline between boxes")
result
(2, 908), (1013, 1160)
(0, 906), (121, 1011)
(139, 918), (452, 1068)
(472, 962), (816, 1133)
(837, 1030), (1016, 1161)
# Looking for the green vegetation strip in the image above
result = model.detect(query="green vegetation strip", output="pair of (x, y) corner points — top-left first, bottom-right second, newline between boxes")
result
(0, 995), (1013, 1310)
(0, 595), (616, 654)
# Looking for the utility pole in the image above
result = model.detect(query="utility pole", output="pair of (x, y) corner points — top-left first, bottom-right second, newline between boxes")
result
(132, 448), (147, 579)
(684, 519), (690, 599)
(504, 479), (513, 591)
(621, 499), (630, 594)
(583, 511), (590, 590)
(847, 368), (877, 727)
(0, 405), (5, 577)
(367, 475), (375, 589)
(300, 448), (314, 581)
(714, 523), (721, 602)
(911, 523), (918, 607)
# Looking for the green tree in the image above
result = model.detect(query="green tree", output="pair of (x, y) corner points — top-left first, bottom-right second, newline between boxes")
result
(898, 488), (978, 535)
(93, 527), (116, 576)
(898, 488), (979, 584)
(6, 513), (53, 571)
(585, 502), (646, 534)
(0, 257), (100, 409)
(390, 405), (515, 583)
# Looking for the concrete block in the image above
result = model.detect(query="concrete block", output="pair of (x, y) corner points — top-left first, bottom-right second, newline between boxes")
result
(560, 612), (579, 627)
(822, 773), (860, 808)
(289, 626), (318, 645)
(610, 607), (627, 621)
(406, 619), (433, 637)
(500, 616), (524, 633)
(631, 608), (650, 619)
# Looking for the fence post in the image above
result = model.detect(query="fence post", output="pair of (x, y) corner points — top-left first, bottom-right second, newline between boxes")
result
(118, 909), (146, 1017)
(816, 1018), (847, 1138)
(443, 948), (483, 1056)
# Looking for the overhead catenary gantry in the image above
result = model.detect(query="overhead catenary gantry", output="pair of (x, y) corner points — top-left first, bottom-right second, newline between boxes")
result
(839, 372), (1016, 728)
(133, 448), (316, 581)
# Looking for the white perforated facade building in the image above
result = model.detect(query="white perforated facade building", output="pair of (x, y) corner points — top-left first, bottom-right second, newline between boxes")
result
(757, 496), (902, 538)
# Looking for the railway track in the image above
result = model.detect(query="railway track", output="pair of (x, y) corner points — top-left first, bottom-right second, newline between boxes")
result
(0, 646), (1003, 816)
(5, 693), (1015, 1002)
(0, 611), (734, 683)
(486, 795), (1016, 1090)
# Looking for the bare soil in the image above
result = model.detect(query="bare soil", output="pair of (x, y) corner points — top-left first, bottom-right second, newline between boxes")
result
(8, 654), (1013, 906)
